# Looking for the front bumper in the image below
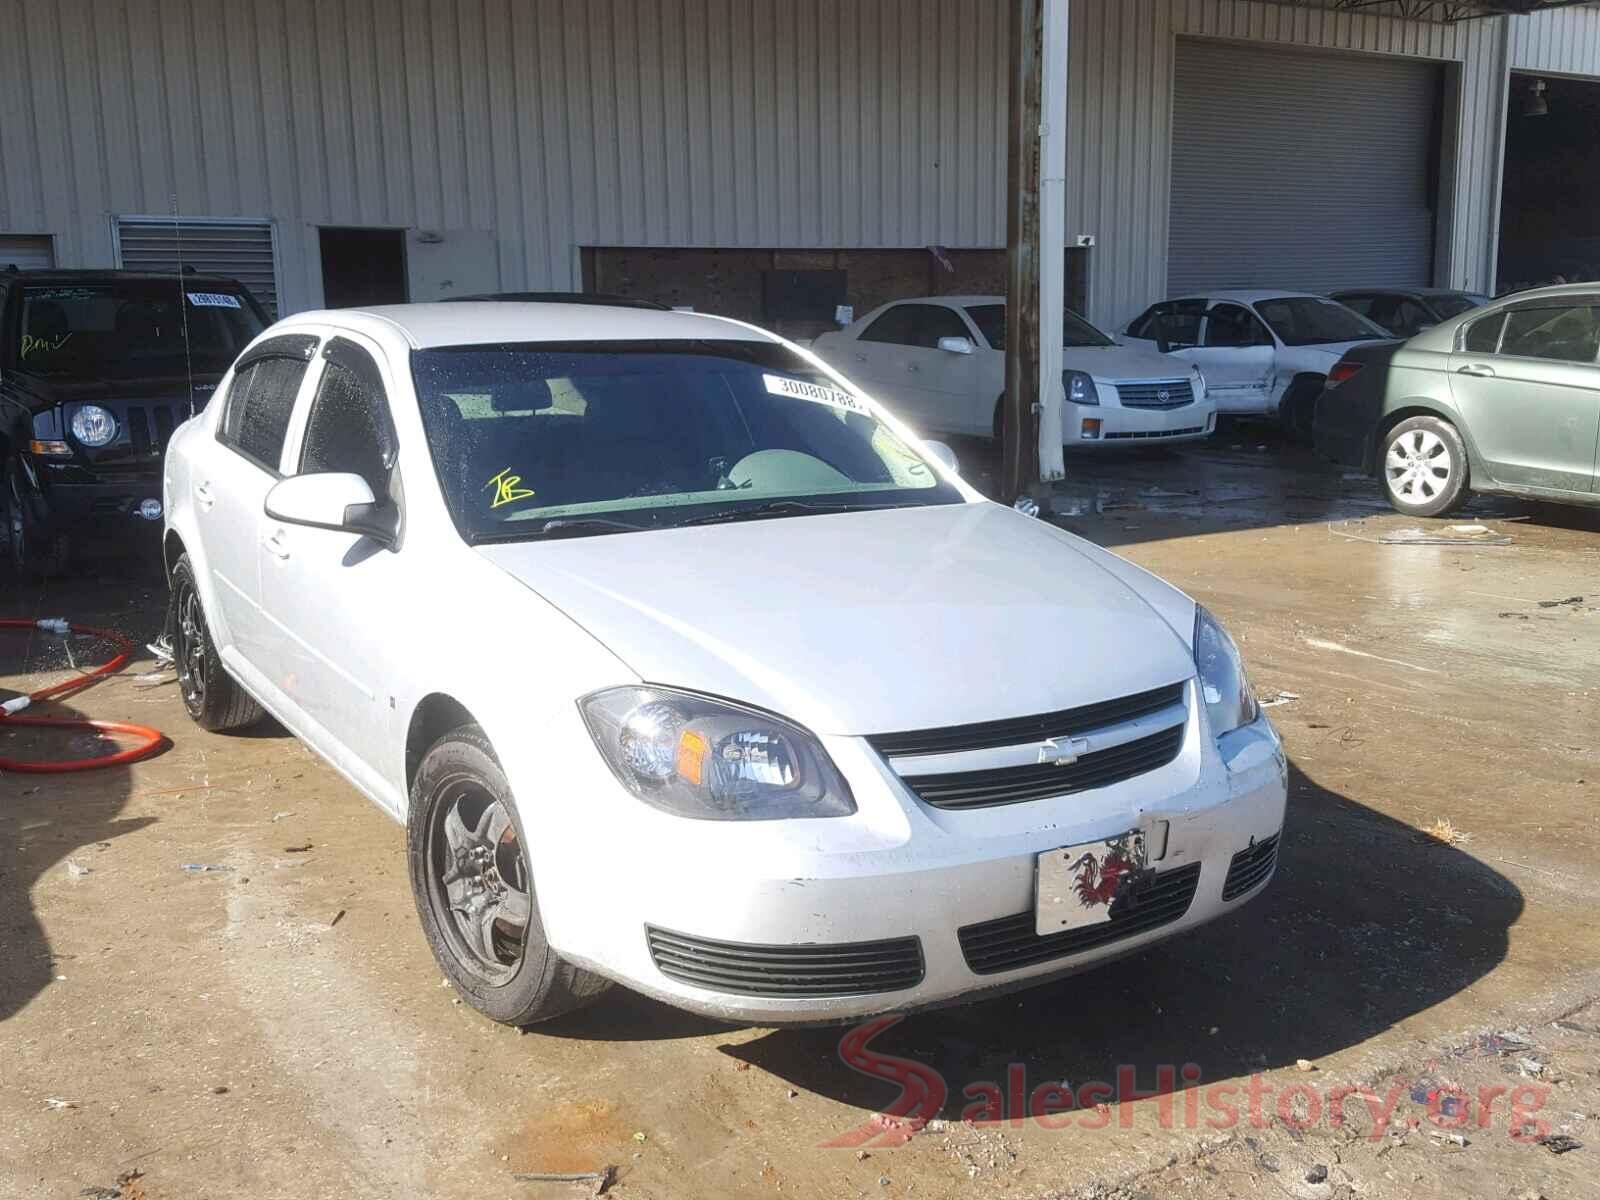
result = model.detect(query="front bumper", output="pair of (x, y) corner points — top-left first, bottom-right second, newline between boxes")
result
(1063, 402), (1217, 447)
(30, 462), (166, 528)
(522, 697), (1288, 1024)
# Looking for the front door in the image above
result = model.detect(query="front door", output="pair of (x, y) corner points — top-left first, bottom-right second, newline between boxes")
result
(1183, 303), (1275, 415)
(1448, 301), (1600, 495)
(257, 334), (406, 806)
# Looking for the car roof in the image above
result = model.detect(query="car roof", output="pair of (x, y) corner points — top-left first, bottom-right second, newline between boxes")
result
(274, 301), (775, 350)
(1329, 286), (1479, 298)
(879, 294), (1003, 307)
(1490, 281), (1600, 304)
(1, 268), (250, 288)
(441, 291), (670, 310)
(1163, 289), (1326, 305)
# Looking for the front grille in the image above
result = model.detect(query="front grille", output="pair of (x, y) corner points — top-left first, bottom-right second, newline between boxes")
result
(901, 725), (1184, 810)
(1117, 380), (1195, 409)
(118, 403), (184, 458)
(1222, 834), (1280, 901)
(867, 682), (1185, 759)
(959, 861), (1202, 975)
(1104, 425), (1207, 441)
(646, 927), (924, 997)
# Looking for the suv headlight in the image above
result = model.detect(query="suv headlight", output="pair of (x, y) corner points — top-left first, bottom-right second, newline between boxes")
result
(1062, 369), (1099, 406)
(70, 404), (118, 448)
(1193, 606), (1258, 737)
(580, 687), (856, 821)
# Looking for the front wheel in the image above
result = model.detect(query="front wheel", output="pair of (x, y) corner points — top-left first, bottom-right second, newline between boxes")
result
(1380, 416), (1468, 517)
(169, 553), (265, 731)
(3, 458), (68, 581)
(407, 725), (610, 1026)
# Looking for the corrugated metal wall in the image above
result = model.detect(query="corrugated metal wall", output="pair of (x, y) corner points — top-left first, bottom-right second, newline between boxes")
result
(1511, 3), (1600, 74)
(0, 0), (1010, 315)
(1, 0), (1596, 324)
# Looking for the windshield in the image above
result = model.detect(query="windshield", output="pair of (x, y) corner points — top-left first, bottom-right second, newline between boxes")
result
(964, 304), (1115, 350)
(1431, 294), (1488, 320)
(16, 282), (265, 379)
(1253, 297), (1387, 346)
(411, 339), (963, 543)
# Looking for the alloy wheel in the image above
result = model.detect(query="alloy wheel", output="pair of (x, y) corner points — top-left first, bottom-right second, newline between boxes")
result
(1385, 428), (1452, 504)
(428, 779), (531, 984)
(175, 584), (209, 718)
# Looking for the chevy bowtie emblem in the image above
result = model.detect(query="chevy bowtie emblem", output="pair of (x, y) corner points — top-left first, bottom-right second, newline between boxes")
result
(1157, 389), (1171, 402)
(1038, 737), (1091, 766)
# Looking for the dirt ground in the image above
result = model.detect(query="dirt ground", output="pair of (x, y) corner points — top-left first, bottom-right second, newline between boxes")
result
(3, 433), (1597, 1200)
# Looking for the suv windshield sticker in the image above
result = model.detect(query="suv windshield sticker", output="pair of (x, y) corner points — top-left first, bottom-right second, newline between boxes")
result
(762, 373), (869, 415)
(187, 292), (242, 309)
(21, 332), (72, 359)
(485, 467), (536, 509)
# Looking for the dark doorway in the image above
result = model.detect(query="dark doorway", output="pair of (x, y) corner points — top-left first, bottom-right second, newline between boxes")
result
(319, 228), (408, 308)
(1498, 74), (1600, 293)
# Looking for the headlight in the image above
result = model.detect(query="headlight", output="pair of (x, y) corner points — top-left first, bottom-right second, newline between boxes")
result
(1062, 369), (1099, 406)
(70, 405), (118, 447)
(580, 687), (856, 821)
(1193, 605), (1258, 737)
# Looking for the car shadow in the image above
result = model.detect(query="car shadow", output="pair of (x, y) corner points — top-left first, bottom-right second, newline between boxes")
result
(0, 691), (148, 1024)
(590, 760), (1519, 1116)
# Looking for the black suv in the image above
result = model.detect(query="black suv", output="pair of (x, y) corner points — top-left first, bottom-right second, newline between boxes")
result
(0, 269), (268, 575)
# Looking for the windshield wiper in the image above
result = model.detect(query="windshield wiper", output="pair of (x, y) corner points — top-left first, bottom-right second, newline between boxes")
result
(676, 500), (907, 528)
(473, 516), (647, 544)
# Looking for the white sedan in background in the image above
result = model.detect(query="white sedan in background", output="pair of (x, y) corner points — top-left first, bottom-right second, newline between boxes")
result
(812, 296), (1216, 448)
(1121, 290), (1393, 437)
(162, 301), (1284, 1027)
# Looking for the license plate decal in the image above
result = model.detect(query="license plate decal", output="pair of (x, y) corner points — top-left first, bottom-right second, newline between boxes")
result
(1035, 830), (1150, 936)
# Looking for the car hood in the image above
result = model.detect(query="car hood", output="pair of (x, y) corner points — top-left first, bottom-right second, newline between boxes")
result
(479, 503), (1196, 736)
(7, 368), (223, 410)
(1070, 342), (1197, 382)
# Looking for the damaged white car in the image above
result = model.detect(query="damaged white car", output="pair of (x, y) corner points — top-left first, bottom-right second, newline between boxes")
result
(162, 302), (1286, 1026)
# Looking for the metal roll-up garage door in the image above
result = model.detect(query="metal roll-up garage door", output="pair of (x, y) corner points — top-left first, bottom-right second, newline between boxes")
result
(1168, 39), (1441, 296)
(114, 217), (279, 316)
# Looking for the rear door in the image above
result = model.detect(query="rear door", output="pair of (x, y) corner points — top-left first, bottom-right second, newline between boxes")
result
(1447, 300), (1600, 495)
(198, 335), (316, 668)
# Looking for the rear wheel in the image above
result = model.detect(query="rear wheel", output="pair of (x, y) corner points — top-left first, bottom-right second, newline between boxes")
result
(3, 458), (68, 581)
(407, 725), (610, 1026)
(1277, 376), (1324, 444)
(169, 553), (265, 731)
(1380, 416), (1468, 517)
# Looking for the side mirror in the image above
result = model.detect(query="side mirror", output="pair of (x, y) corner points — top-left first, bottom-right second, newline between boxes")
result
(936, 336), (974, 355)
(924, 440), (960, 475)
(264, 472), (398, 546)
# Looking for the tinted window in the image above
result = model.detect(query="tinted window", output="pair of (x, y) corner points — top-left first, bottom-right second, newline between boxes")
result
(1497, 306), (1600, 363)
(1254, 298), (1386, 346)
(16, 282), (264, 380)
(965, 304), (1114, 350)
(410, 339), (960, 544)
(220, 355), (309, 472)
(861, 304), (968, 349)
(1431, 294), (1484, 320)
(1336, 294), (1378, 318)
(1461, 312), (1504, 354)
(1132, 300), (1207, 347)
(300, 342), (398, 497)
(1204, 304), (1270, 348)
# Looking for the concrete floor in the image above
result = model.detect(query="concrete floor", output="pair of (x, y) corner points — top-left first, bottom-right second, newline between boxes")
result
(2, 435), (1597, 1200)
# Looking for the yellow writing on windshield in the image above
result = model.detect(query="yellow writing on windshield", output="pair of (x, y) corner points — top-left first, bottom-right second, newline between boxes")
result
(484, 467), (536, 509)
(21, 332), (71, 358)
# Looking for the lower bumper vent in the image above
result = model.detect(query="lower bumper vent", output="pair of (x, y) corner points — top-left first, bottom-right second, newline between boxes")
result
(1222, 834), (1280, 901)
(646, 927), (924, 997)
(958, 861), (1202, 975)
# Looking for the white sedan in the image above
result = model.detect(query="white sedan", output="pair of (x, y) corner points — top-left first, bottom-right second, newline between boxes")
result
(812, 296), (1216, 447)
(1121, 290), (1393, 434)
(163, 301), (1285, 1026)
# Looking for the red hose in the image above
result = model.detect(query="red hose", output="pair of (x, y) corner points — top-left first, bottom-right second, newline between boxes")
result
(0, 618), (167, 773)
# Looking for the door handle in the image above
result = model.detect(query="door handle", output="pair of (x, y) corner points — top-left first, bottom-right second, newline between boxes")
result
(193, 482), (214, 509)
(261, 529), (290, 561)
(1456, 364), (1496, 378)
(907, 363), (920, 373)
(853, 352), (868, 362)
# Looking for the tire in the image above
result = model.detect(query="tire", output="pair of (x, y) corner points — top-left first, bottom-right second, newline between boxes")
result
(991, 395), (1007, 444)
(1277, 376), (1324, 444)
(407, 724), (610, 1026)
(1379, 415), (1469, 518)
(3, 457), (69, 581)
(169, 553), (265, 731)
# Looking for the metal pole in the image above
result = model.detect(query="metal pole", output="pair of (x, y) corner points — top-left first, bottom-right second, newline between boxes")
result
(1002, 0), (1042, 504)
(1037, 0), (1069, 484)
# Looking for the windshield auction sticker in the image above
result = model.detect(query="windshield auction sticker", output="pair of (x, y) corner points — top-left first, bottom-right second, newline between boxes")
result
(187, 292), (242, 309)
(762, 373), (870, 415)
